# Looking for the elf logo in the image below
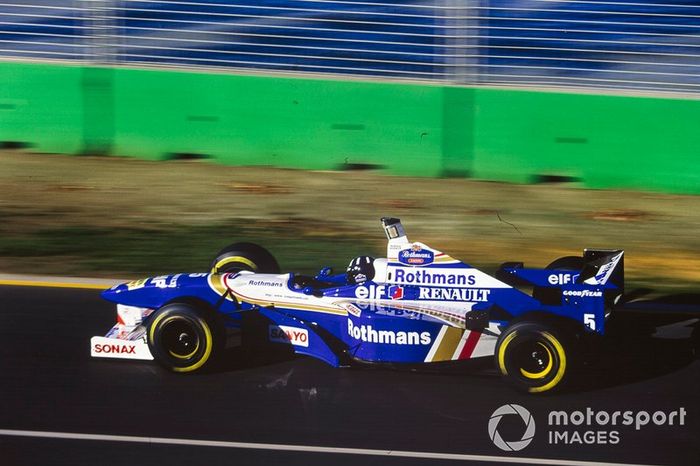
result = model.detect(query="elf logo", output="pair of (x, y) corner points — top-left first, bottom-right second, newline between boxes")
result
(93, 343), (136, 354)
(548, 273), (578, 285)
(355, 284), (386, 300)
(269, 325), (309, 347)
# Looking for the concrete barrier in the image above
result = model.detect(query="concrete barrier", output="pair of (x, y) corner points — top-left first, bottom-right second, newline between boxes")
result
(1, 62), (698, 193)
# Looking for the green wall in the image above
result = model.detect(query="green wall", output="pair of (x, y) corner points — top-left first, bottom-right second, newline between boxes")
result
(472, 89), (700, 193)
(111, 68), (453, 176)
(0, 63), (84, 154)
(1, 61), (698, 193)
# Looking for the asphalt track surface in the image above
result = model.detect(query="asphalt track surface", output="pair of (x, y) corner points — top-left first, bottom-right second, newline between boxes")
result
(0, 285), (698, 466)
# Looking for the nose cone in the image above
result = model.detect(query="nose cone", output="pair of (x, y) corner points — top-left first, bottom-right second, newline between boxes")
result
(100, 282), (129, 303)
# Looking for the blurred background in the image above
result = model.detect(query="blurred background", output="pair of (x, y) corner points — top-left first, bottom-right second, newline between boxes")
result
(0, 1), (698, 288)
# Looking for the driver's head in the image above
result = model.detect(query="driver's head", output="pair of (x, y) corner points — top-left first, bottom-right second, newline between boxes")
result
(346, 256), (375, 285)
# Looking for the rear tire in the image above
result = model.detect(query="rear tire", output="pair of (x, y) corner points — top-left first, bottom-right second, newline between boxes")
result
(496, 321), (574, 394)
(210, 242), (280, 274)
(545, 256), (584, 270)
(533, 256), (584, 305)
(147, 303), (223, 373)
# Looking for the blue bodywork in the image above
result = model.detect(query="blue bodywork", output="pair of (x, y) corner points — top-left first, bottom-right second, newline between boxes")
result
(101, 220), (624, 368)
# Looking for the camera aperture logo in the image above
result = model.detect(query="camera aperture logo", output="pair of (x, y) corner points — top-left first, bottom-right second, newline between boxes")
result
(488, 404), (687, 451)
(488, 404), (535, 451)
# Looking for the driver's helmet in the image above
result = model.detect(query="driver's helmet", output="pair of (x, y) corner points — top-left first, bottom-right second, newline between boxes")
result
(346, 256), (375, 285)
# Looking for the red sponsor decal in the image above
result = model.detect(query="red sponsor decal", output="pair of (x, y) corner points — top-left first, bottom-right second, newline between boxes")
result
(271, 328), (308, 344)
(269, 325), (309, 347)
(289, 330), (307, 343)
(458, 330), (482, 360)
(93, 343), (136, 354)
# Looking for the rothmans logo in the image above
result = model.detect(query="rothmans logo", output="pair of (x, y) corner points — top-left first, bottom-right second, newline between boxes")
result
(393, 268), (477, 286)
(248, 279), (282, 287)
(398, 244), (434, 266)
(347, 320), (431, 345)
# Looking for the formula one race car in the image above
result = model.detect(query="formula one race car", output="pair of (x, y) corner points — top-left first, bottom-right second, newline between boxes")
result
(92, 217), (627, 393)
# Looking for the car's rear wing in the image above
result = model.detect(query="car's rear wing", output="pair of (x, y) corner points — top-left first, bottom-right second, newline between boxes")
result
(580, 249), (624, 311)
(497, 249), (624, 307)
(579, 249), (624, 289)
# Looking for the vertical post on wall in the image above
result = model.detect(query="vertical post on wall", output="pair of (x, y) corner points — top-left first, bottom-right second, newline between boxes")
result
(440, 0), (476, 178)
(82, 0), (117, 64)
(443, 0), (476, 85)
(80, 0), (115, 155)
(465, 0), (481, 86)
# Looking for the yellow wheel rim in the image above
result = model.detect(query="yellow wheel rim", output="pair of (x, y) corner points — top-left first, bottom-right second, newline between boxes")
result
(497, 328), (568, 393)
(519, 342), (553, 379)
(173, 318), (213, 373)
(529, 332), (567, 393)
(211, 255), (258, 274)
(497, 331), (518, 375)
(168, 340), (200, 360)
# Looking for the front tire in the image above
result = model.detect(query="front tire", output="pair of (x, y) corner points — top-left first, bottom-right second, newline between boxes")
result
(496, 321), (573, 394)
(148, 303), (222, 373)
(210, 242), (280, 274)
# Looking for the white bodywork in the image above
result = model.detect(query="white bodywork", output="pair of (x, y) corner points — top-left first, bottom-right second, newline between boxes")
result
(90, 304), (153, 360)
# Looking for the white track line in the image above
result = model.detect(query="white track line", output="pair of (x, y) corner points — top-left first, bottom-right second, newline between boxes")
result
(0, 429), (658, 466)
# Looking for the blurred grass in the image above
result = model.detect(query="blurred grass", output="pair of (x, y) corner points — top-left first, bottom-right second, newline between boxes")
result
(0, 150), (698, 294)
(0, 221), (698, 294)
(0, 223), (380, 276)
(1, 224), (695, 293)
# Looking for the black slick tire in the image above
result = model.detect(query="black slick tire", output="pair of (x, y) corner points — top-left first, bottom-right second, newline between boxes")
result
(210, 242), (280, 274)
(147, 303), (223, 373)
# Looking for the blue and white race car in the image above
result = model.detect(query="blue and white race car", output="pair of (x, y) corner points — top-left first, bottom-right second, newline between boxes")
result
(92, 217), (626, 393)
